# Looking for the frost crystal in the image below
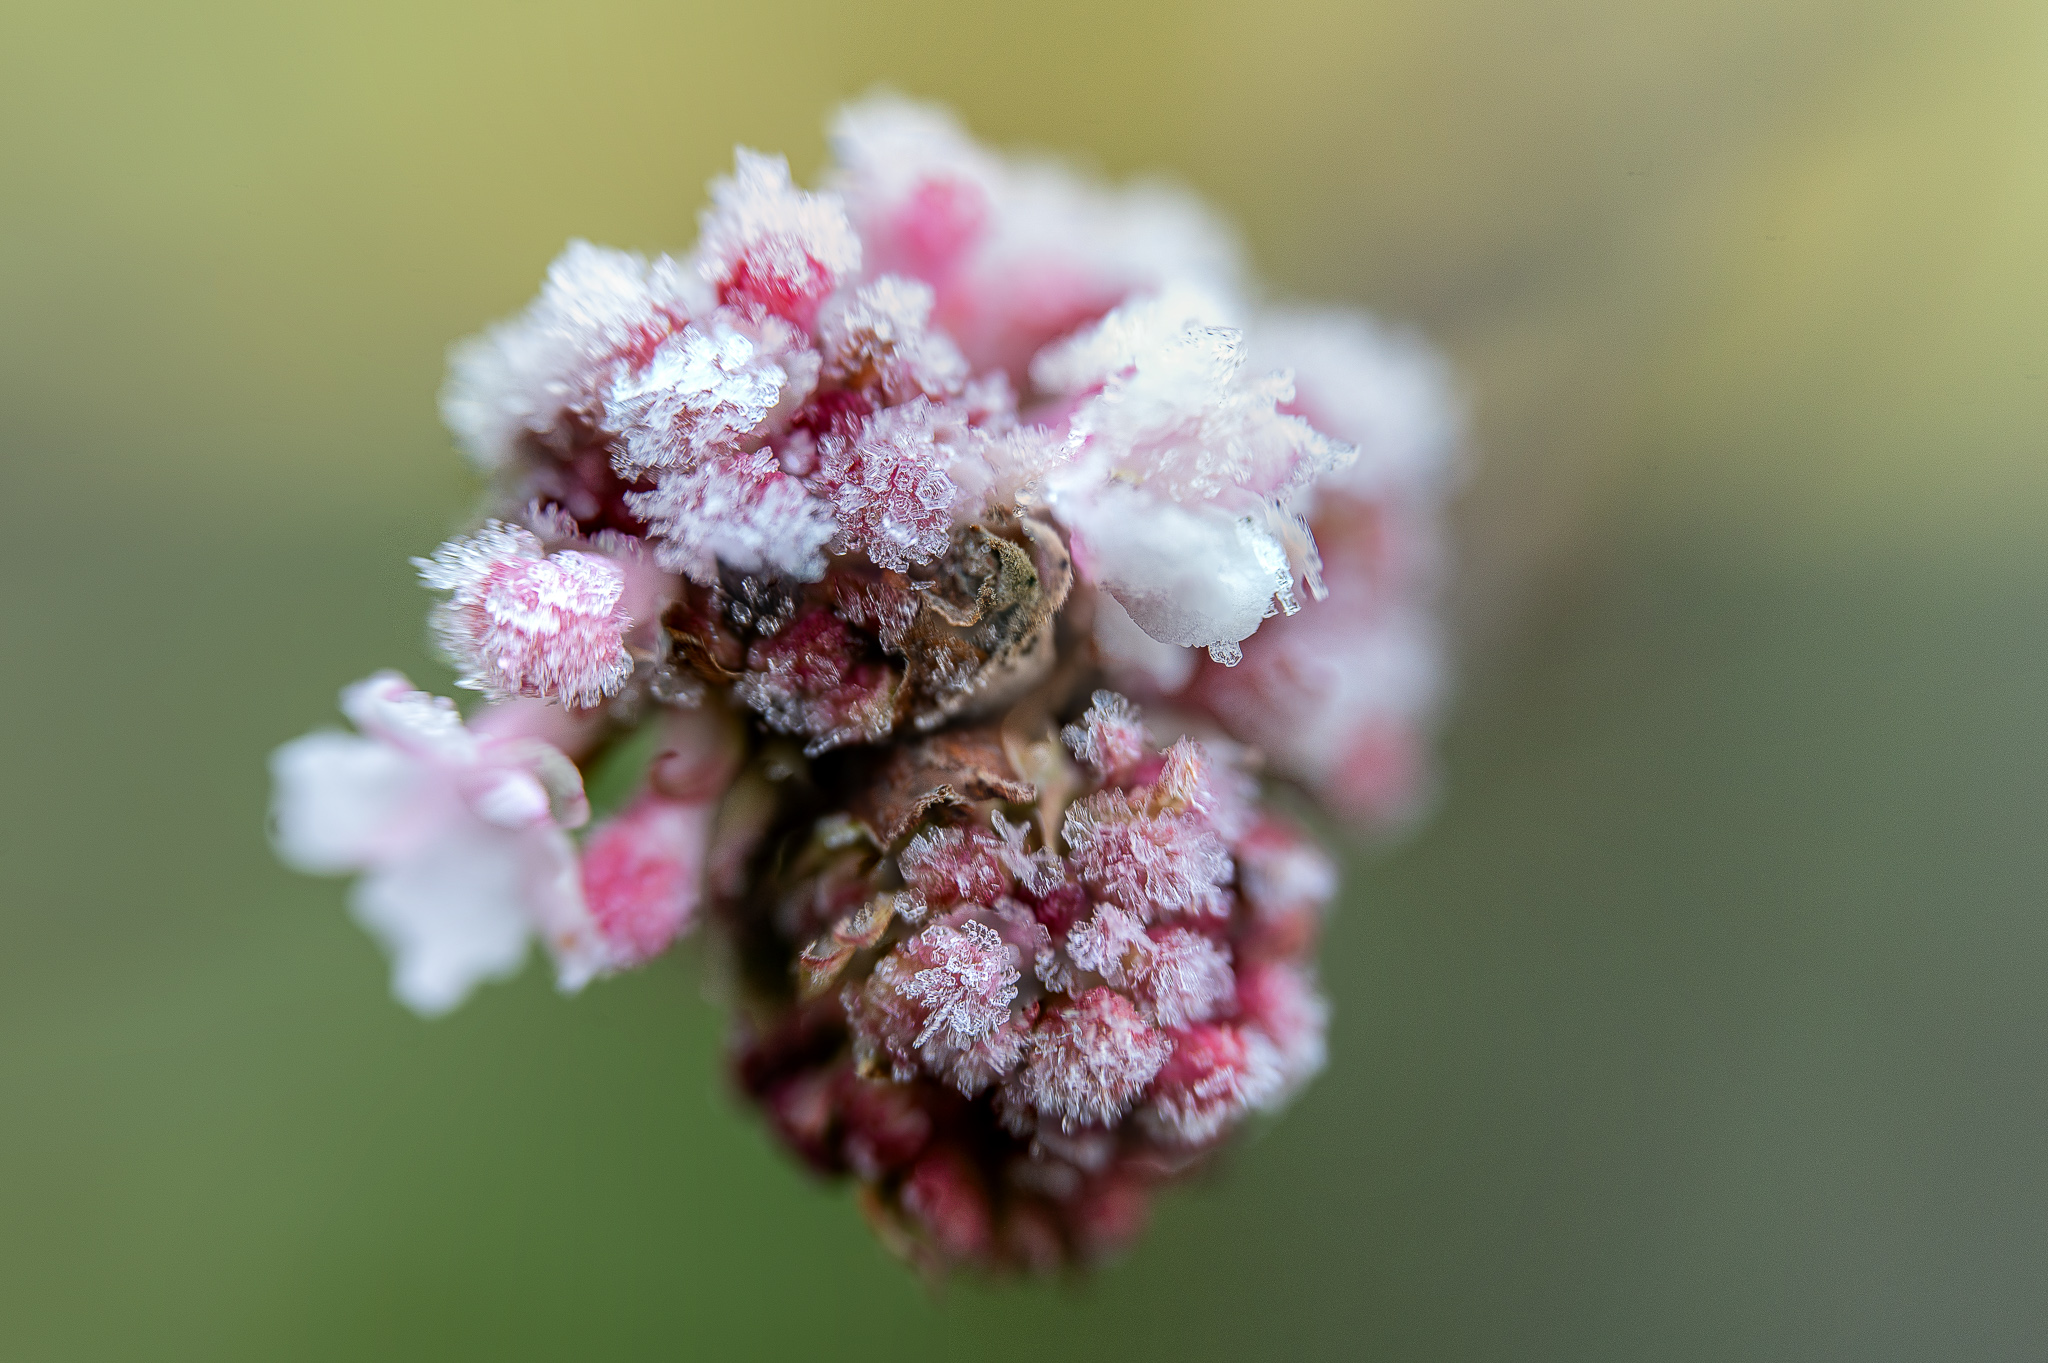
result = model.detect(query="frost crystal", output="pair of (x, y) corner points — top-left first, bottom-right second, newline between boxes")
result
(1060, 689), (1149, 781)
(849, 919), (1024, 1097)
(734, 608), (897, 756)
(1141, 1023), (1279, 1146)
(274, 99), (1455, 1277)
(1062, 789), (1233, 920)
(604, 316), (798, 477)
(820, 275), (969, 402)
(1066, 907), (1233, 1028)
(440, 242), (703, 471)
(415, 522), (634, 709)
(901, 920), (1019, 1050)
(899, 825), (1011, 907)
(1017, 988), (1172, 1132)
(628, 448), (836, 584)
(812, 398), (962, 571)
(695, 150), (861, 327)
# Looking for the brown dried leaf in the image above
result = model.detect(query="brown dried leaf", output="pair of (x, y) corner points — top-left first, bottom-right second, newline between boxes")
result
(897, 518), (1074, 731)
(851, 728), (1037, 844)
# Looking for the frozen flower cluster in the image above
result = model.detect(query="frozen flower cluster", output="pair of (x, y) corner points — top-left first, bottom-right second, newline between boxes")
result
(270, 96), (1456, 1273)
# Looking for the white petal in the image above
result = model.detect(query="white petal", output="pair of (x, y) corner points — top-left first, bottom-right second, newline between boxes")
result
(268, 731), (423, 874)
(1090, 591), (1197, 693)
(339, 672), (476, 763)
(523, 826), (610, 995)
(349, 821), (537, 1016)
(1060, 486), (1286, 658)
(467, 769), (554, 829)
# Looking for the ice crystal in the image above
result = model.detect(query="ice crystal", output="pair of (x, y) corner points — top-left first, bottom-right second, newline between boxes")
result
(819, 275), (969, 402)
(849, 919), (1023, 1096)
(604, 313), (806, 477)
(273, 98), (1457, 1276)
(628, 447), (836, 584)
(901, 919), (1020, 1049)
(1016, 987), (1172, 1132)
(694, 150), (861, 327)
(733, 608), (897, 755)
(1141, 1023), (1279, 1145)
(1065, 907), (1233, 1028)
(1059, 689), (1149, 782)
(440, 242), (703, 471)
(899, 825), (1010, 908)
(1061, 789), (1233, 920)
(414, 521), (634, 709)
(812, 398), (962, 571)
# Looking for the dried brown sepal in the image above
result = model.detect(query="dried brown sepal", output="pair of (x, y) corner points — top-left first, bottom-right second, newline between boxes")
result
(850, 727), (1037, 845)
(1000, 707), (1083, 850)
(897, 517), (1073, 733)
(796, 938), (857, 999)
(661, 592), (746, 685)
(856, 1183), (926, 1271)
(703, 765), (786, 903)
(794, 889), (915, 999)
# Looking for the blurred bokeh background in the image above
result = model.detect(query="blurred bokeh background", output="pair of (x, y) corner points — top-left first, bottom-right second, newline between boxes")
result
(5, 0), (2047, 1357)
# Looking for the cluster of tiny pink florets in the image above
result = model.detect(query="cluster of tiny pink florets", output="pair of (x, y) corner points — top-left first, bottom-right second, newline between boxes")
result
(271, 96), (1454, 1272)
(736, 692), (1337, 1264)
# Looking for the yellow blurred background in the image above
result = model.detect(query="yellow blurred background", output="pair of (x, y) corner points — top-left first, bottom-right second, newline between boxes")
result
(3, 0), (2046, 1358)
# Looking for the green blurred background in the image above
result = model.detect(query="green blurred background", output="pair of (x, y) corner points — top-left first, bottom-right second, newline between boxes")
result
(5, 0), (2047, 1357)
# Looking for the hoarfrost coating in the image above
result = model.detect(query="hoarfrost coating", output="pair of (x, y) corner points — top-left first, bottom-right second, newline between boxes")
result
(272, 95), (1457, 1274)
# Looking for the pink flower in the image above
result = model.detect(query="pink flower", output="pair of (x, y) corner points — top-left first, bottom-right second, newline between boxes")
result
(1233, 960), (1330, 1103)
(1061, 788), (1233, 921)
(811, 398), (963, 571)
(1065, 907), (1234, 1028)
(901, 1148), (995, 1263)
(692, 149), (861, 329)
(603, 309), (816, 478)
(1195, 594), (1441, 824)
(268, 673), (601, 1014)
(1014, 987), (1172, 1132)
(828, 96), (1243, 378)
(1233, 815), (1338, 959)
(578, 793), (715, 970)
(732, 607), (898, 755)
(439, 241), (703, 472)
(898, 825), (1011, 908)
(818, 275), (969, 403)
(627, 445), (836, 585)
(847, 919), (1024, 1097)
(1038, 291), (1356, 667)
(281, 98), (1460, 1275)
(901, 919), (1020, 1052)
(414, 522), (635, 709)
(1141, 1023), (1280, 1146)
(1059, 689), (1149, 783)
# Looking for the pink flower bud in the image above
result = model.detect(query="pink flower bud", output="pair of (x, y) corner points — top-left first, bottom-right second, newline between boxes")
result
(694, 150), (860, 329)
(1061, 789), (1232, 921)
(1015, 987), (1172, 1132)
(811, 398), (963, 572)
(577, 794), (714, 969)
(415, 523), (634, 709)
(1059, 689), (1150, 782)
(1141, 1023), (1278, 1146)
(283, 95), (1459, 1276)
(898, 825), (1011, 908)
